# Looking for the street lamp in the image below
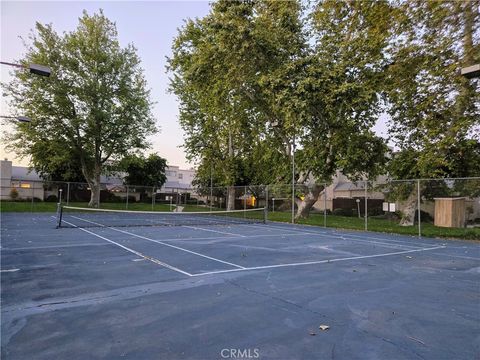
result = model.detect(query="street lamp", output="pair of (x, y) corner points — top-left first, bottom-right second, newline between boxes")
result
(0, 115), (31, 123)
(1, 61), (51, 77)
(461, 64), (480, 79)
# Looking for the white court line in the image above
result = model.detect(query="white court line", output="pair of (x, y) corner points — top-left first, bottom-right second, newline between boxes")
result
(61, 218), (192, 276)
(69, 215), (245, 269)
(256, 223), (433, 248)
(149, 232), (314, 243)
(191, 245), (447, 276)
(0, 269), (20, 273)
(247, 223), (420, 250)
(182, 225), (246, 237)
(2, 243), (110, 251)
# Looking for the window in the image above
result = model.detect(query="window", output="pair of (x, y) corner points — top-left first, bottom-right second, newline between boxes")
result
(11, 182), (31, 189)
(178, 173), (183, 179)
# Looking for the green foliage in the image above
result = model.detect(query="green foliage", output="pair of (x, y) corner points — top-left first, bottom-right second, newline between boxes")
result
(118, 153), (167, 188)
(385, 1), (480, 179)
(169, 0), (390, 195)
(3, 10), (156, 205)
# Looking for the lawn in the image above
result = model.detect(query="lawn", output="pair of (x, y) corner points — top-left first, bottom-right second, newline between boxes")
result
(268, 211), (480, 240)
(1, 201), (478, 240)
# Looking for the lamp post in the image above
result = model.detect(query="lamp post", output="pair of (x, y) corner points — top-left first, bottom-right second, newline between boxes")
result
(291, 133), (295, 224)
(1, 61), (51, 77)
(461, 64), (480, 79)
(0, 115), (31, 123)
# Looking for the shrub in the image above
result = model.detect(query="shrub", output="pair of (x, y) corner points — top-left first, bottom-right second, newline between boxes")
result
(45, 195), (58, 202)
(9, 188), (19, 200)
(332, 208), (354, 216)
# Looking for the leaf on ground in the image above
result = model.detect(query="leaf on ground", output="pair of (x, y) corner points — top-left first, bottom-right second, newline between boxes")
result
(309, 331), (316, 336)
(405, 256), (413, 259)
(319, 325), (330, 331)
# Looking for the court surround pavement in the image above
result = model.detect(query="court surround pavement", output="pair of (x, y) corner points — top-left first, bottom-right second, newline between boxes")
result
(1, 213), (479, 359)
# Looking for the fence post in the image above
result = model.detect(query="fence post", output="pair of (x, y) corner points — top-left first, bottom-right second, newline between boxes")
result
(324, 183), (327, 228)
(265, 185), (269, 220)
(126, 186), (129, 210)
(66, 182), (70, 205)
(417, 179), (421, 237)
(31, 185), (34, 212)
(244, 185), (247, 209)
(152, 186), (155, 210)
(364, 180), (368, 231)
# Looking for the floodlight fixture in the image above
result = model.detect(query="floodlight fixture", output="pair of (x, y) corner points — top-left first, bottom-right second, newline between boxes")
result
(461, 64), (480, 79)
(1, 61), (51, 77)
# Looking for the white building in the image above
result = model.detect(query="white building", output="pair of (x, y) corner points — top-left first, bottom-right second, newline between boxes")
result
(0, 159), (196, 200)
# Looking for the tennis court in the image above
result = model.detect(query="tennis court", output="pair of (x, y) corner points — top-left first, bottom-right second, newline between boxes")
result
(1, 209), (479, 359)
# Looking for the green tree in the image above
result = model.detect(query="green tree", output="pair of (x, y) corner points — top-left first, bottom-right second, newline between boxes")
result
(385, 0), (480, 225)
(168, 0), (305, 210)
(169, 0), (391, 218)
(3, 10), (156, 207)
(119, 153), (167, 188)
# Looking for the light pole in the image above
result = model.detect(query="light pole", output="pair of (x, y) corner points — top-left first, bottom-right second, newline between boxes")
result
(1, 61), (51, 77)
(461, 64), (480, 79)
(291, 133), (295, 224)
(0, 116), (31, 123)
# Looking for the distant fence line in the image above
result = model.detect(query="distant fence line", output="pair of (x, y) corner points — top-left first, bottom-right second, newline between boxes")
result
(1, 177), (479, 235)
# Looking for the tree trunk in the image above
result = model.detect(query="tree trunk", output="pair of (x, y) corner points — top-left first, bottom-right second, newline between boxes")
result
(295, 183), (324, 219)
(399, 190), (417, 226)
(227, 186), (235, 211)
(88, 167), (101, 208)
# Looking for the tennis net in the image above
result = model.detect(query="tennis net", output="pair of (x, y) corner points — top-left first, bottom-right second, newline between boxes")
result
(56, 205), (267, 228)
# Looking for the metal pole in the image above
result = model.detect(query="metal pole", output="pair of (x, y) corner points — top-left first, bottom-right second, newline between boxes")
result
(126, 186), (129, 209)
(324, 183), (327, 228)
(170, 190), (173, 211)
(210, 164), (213, 212)
(265, 185), (269, 220)
(97, 184), (100, 209)
(59, 189), (63, 204)
(417, 179), (421, 237)
(152, 187), (155, 210)
(31, 185), (34, 212)
(292, 133), (295, 224)
(66, 182), (70, 205)
(364, 180), (368, 231)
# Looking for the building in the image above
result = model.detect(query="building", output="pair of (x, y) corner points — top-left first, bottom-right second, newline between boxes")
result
(0, 159), (196, 201)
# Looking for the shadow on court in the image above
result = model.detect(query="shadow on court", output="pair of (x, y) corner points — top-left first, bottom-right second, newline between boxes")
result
(1, 213), (479, 359)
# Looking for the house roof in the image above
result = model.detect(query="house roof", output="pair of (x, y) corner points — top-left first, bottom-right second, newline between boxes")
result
(334, 182), (364, 191)
(11, 167), (42, 181)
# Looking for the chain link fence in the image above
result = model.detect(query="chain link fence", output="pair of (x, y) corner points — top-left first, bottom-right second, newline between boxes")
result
(1, 177), (479, 238)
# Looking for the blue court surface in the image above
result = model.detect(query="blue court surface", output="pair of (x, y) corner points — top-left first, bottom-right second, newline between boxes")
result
(1, 213), (479, 359)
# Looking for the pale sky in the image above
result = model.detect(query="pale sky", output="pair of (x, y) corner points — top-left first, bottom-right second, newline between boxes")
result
(1, 1), (389, 168)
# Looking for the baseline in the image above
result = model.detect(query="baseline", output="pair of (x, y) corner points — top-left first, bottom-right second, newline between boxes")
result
(191, 245), (446, 276)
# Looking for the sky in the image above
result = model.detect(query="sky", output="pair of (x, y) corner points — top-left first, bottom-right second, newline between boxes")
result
(1, 0), (389, 168)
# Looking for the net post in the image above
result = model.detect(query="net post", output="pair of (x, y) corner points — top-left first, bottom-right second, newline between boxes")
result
(56, 202), (63, 228)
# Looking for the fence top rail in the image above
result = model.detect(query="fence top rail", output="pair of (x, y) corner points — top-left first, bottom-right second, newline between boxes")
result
(8, 176), (480, 190)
